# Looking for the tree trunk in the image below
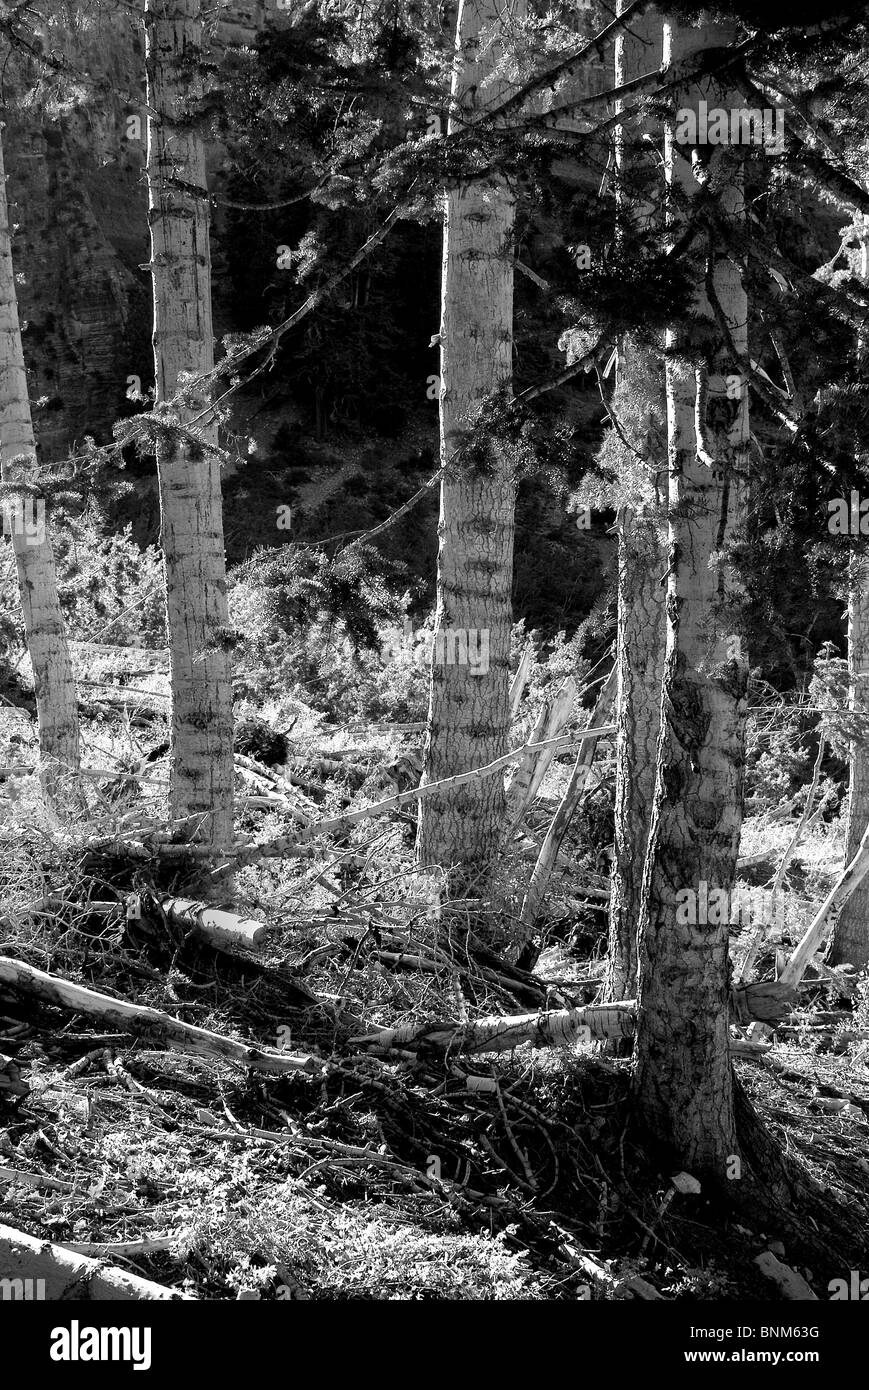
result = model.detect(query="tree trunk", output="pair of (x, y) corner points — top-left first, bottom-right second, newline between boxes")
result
(607, 509), (666, 1000)
(416, 0), (523, 893)
(827, 225), (869, 971)
(605, 10), (666, 1003)
(631, 14), (752, 1178)
(145, 0), (234, 853)
(0, 123), (80, 805)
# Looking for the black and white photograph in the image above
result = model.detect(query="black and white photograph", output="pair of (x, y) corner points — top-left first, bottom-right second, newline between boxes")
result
(0, 0), (867, 1363)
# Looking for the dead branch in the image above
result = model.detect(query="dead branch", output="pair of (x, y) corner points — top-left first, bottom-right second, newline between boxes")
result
(226, 725), (616, 868)
(61, 1237), (176, 1257)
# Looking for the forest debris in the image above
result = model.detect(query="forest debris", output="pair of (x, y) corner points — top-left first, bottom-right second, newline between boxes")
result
(0, 957), (320, 1074)
(738, 732), (828, 984)
(350, 1001), (636, 1055)
(519, 665), (617, 935)
(777, 813), (869, 990)
(0, 1222), (187, 1300)
(753, 1250), (819, 1300)
(223, 726), (617, 867)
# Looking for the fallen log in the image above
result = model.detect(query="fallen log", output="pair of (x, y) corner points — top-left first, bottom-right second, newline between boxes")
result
(350, 976), (797, 1056)
(350, 1001), (637, 1055)
(0, 1222), (186, 1300)
(154, 896), (271, 953)
(0, 958), (320, 1074)
(30, 893), (273, 962)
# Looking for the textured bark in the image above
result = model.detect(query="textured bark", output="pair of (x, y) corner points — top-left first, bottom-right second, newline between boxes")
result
(631, 15), (751, 1178)
(146, 0), (234, 851)
(0, 124), (80, 804)
(416, 0), (524, 891)
(607, 509), (666, 1001)
(606, 11), (666, 1003)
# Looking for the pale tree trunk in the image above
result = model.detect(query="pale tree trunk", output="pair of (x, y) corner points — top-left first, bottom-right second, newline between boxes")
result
(605, 9), (666, 1003)
(827, 226), (869, 972)
(416, 0), (524, 892)
(145, 0), (234, 852)
(0, 122), (80, 805)
(631, 15), (752, 1178)
(607, 504), (666, 1001)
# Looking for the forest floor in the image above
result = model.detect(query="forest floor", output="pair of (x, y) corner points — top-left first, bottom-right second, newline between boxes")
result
(1, 699), (868, 1302)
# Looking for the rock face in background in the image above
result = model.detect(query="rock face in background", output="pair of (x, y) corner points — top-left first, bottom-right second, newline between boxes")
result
(5, 2), (268, 464)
